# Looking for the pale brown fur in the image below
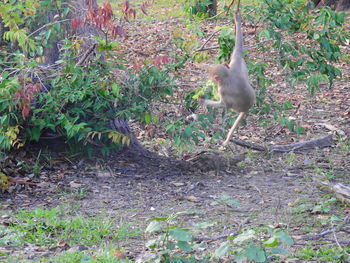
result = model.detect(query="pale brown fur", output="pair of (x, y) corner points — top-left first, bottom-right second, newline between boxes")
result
(203, 12), (255, 146)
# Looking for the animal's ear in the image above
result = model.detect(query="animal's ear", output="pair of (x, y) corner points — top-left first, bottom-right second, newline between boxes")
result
(214, 75), (220, 82)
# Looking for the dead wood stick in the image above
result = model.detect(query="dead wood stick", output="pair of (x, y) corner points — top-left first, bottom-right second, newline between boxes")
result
(269, 135), (334, 153)
(231, 135), (335, 153)
(194, 233), (238, 242)
(231, 138), (266, 151)
(76, 43), (97, 66)
(304, 216), (349, 241)
(194, 218), (249, 242)
(288, 166), (346, 171)
(195, 30), (221, 53)
(316, 179), (350, 205)
(319, 239), (350, 246)
(305, 229), (335, 241)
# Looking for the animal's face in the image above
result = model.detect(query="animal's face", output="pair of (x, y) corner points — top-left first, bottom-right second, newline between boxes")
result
(208, 64), (230, 85)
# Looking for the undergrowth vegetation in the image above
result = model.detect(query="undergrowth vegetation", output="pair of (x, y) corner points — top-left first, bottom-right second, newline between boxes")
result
(2, 201), (349, 262)
(0, 0), (349, 153)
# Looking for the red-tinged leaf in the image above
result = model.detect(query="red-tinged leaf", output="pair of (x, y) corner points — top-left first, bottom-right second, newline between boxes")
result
(141, 4), (148, 15)
(126, 9), (136, 20)
(57, 241), (67, 247)
(103, 2), (113, 14)
(153, 55), (170, 67)
(87, 6), (96, 21)
(113, 250), (124, 259)
(22, 105), (30, 119)
(132, 61), (143, 72)
(71, 18), (83, 29)
(121, 1), (130, 13)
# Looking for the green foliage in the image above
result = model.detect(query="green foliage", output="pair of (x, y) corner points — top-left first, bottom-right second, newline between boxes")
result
(145, 212), (294, 262)
(214, 228), (294, 262)
(1, 207), (138, 262)
(145, 212), (210, 262)
(182, 0), (213, 18)
(0, 172), (11, 193)
(250, 0), (348, 93)
(0, 0), (183, 155)
(298, 247), (350, 262)
(0, 0), (70, 55)
(1, 207), (139, 247)
(165, 117), (206, 146)
(164, 105), (224, 147)
(216, 27), (235, 63)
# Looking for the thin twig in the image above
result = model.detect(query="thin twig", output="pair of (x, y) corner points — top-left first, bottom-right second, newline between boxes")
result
(76, 43), (97, 66)
(225, 0), (236, 15)
(237, 0), (241, 12)
(304, 216), (349, 241)
(196, 45), (220, 52)
(195, 29), (221, 53)
(28, 19), (71, 38)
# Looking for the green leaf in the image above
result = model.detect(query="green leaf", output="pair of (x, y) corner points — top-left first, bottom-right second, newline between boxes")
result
(177, 241), (192, 252)
(263, 237), (278, 247)
(144, 113), (152, 124)
(145, 221), (162, 233)
(145, 238), (157, 249)
(245, 243), (266, 262)
(295, 126), (305, 135)
(275, 231), (294, 245)
(169, 227), (192, 242)
(214, 241), (231, 258)
(233, 230), (256, 244)
(184, 126), (193, 137)
(259, 29), (270, 39)
(27, 127), (42, 142)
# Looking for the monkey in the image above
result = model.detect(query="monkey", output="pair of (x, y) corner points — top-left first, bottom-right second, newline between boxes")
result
(201, 11), (255, 146)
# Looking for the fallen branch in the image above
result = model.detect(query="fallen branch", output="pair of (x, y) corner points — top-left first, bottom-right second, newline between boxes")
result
(302, 216), (349, 241)
(194, 233), (237, 242)
(9, 177), (37, 186)
(319, 239), (350, 246)
(316, 179), (350, 205)
(231, 135), (335, 153)
(194, 218), (249, 242)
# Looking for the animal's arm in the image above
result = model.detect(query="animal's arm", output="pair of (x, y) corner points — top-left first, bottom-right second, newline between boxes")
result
(202, 99), (226, 108)
(229, 11), (243, 67)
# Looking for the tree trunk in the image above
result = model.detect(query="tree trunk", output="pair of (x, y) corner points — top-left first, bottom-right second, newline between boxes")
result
(310, 0), (350, 10)
(335, 0), (350, 10)
(0, 17), (4, 44)
(207, 0), (217, 16)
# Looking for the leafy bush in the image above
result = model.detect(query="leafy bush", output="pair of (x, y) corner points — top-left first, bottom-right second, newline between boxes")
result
(0, 39), (180, 155)
(144, 212), (294, 262)
(182, 0), (214, 18)
(216, 27), (235, 63)
(0, 0), (179, 155)
(246, 0), (348, 93)
(188, 0), (348, 143)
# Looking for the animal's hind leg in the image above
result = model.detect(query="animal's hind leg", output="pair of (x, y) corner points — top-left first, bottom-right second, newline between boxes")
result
(203, 99), (226, 108)
(223, 112), (245, 146)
